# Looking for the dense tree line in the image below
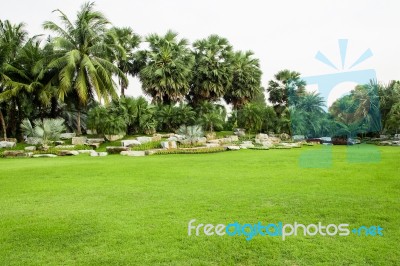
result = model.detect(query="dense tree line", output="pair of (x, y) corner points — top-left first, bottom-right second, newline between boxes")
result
(1, 2), (399, 140)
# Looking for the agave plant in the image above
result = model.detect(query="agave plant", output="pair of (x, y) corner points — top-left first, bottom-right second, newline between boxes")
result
(177, 125), (204, 145)
(21, 118), (66, 147)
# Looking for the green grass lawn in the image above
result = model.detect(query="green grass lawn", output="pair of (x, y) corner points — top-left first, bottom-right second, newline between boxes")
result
(0, 145), (399, 265)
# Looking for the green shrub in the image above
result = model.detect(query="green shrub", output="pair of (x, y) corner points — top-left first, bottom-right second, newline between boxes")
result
(177, 143), (204, 149)
(131, 141), (162, 151)
(271, 146), (292, 149)
(153, 147), (226, 155)
(248, 146), (270, 150)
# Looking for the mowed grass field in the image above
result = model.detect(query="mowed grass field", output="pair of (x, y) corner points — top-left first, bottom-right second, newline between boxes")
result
(0, 145), (399, 265)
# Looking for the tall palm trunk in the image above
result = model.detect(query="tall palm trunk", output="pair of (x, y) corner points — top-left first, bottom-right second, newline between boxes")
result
(120, 75), (128, 97)
(76, 101), (82, 135)
(0, 109), (7, 140)
(77, 109), (82, 135)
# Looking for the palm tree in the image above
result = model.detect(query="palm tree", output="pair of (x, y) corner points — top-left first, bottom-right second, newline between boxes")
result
(379, 80), (400, 132)
(2, 38), (58, 120)
(297, 92), (325, 114)
(139, 30), (194, 104)
(267, 69), (306, 116)
(238, 103), (264, 133)
(386, 103), (400, 133)
(43, 2), (126, 135)
(195, 101), (226, 132)
(189, 35), (233, 105)
(0, 20), (28, 140)
(224, 51), (262, 109)
(106, 27), (141, 97)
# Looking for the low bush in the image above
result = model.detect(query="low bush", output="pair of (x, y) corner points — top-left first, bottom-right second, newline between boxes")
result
(131, 141), (162, 151)
(177, 143), (204, 149)
(248, 146), (270, 150)
(153, 147), (226, 155)
(271, 146), (292, 149)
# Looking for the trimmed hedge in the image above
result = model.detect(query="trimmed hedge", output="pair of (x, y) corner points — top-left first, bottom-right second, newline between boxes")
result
(153, 147), (227, 155)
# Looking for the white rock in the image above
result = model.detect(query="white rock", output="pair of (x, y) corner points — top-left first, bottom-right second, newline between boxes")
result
(105, 134), (124, 141)
(72, 137), (87, 145)
(26, 137), (42, 145)
(226, 146), (240, 150)
(58, 150), (79, 156)
(120, 151), (146, 157)
(136, 136), (152, 144)
(60, 133), (76, 139)
(240, 143), (255, 149)
(0, 141), (16, 148)
(205, 143), (220, 148)
(256, 133), (269, 140)
(87, 138), (105, 144)
(77, 150), (94, 154)
(55, 145), (76, 149)
(167, 137), (178, 141)
(261, 141), (274, 148)
(161, 141), (177, 149)
(121, 139), (141, 147)
(24, 146), (37, 151)
(33, 154), (57, 158)
(90, 152), (108, 157)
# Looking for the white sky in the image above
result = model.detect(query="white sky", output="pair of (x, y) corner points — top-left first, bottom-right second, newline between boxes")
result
(1, 0), (399, 103)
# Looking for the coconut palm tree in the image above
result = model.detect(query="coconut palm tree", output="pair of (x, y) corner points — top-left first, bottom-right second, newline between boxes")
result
(2, 38), (58, 120)
(0, 20), (28, 140)
(189, 35), (233, 105)
(43, 2), (126, 135)
(297, 91), (325, 114)
(224, 50), (262, 109)
(139, 30), (194, 104)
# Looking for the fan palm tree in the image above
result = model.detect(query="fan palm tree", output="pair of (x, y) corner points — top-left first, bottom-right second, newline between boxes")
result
(106, 27), (141, 97)
(224, 50), (262, 109)
(189, 35), (233, 105)
(267, 69), (306, 116)
(43, 2), (126, 135)
(139, 30), (194, 104)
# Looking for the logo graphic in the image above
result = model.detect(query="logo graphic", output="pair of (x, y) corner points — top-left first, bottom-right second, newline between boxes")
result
(187, 219), (384, 241)
(289, 39), (382, 168)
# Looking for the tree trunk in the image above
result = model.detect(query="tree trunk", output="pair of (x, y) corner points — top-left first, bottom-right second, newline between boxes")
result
(77, 109), (82, 135)
(15, 98), (24, 142)
(0, 109), (7, 140)
(120, 76), (127, 97)
(50, 97), (58, 118)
